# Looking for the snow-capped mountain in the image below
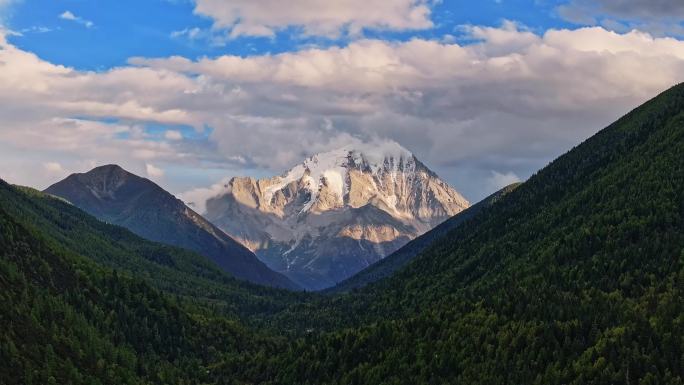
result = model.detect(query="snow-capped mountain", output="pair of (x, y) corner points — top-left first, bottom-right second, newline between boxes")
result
(190, 141), (469, 290)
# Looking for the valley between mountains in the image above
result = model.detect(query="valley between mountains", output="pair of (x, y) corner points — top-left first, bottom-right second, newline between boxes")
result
(1, 84), (683, 384)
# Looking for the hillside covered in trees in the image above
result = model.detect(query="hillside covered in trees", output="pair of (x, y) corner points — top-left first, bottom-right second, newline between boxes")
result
(2, 83), (684, 384)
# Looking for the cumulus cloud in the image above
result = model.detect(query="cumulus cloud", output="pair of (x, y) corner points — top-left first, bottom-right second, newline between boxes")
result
(192, 0), (433, 38)
(170, 27), (202, 40)
(59, 10), (94, 28)
(132, 26), (684, 199)
(43, 162), (65, 174)
(164, 130), (183, 140)
(487, 171), (521, 191)
(179, 177), (231, 214)
(1, 25), (684, 200)
(146, 163), (165, 179)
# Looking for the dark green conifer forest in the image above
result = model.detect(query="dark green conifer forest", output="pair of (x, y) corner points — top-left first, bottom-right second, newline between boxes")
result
(1, 83), (683, 384)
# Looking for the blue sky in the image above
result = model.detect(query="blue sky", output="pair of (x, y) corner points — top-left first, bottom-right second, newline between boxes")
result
(5, 0), (576, 71)
(0, 0), (683, 202)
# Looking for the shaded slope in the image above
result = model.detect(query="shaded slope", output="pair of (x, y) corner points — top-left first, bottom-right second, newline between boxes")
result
(3, 181), (301, 319)
(0, 180), (289, 384)
(45, 165), (299, 290)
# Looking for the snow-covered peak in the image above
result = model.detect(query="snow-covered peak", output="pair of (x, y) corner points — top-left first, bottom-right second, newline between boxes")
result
(304, 140), (414, 175)
(288, 140), (415, 181)
(263, 140), (416, 205)
(343, 140), (414, 170)
(193, 140), (468, 290)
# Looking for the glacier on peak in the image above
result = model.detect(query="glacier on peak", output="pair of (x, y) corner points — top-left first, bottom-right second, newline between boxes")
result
(264, 140), (417, 210)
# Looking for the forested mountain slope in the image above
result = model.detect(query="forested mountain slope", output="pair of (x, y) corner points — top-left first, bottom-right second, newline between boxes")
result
(242, 83), (684, 383)
(0, 179), (295, 384)
(1, 82), (683, 385)
(0, 182), (302, 320)
(329, 183), (520, 293)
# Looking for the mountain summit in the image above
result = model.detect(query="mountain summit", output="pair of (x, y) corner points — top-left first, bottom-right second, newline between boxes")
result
(44, 164), (299, 290)
(198, 141), (469, 290)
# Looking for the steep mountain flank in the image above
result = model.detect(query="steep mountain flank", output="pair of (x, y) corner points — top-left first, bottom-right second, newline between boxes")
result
(45, 165), (299, 290)
(329, 182), (520, 293)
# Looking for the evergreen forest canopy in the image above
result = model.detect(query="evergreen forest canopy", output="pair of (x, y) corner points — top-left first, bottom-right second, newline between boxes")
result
(1, 83), (683, 384)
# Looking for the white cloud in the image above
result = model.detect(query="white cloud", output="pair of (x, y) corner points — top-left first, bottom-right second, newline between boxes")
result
(459, 20), (540, 56)
(59, 11), (76, 20)
(164, 130), (183, 140)
(171, 27), (202, 39)
(43, 162), (65, 174)
(133, 27), (684, 186)
(21, 26), (53, 34)
(192, 0), (433, 38)
(37, 161), (69, 184)
(179, 177), (231, 214)
(1, 25), (684, 200)
(487, 171), (521, 191)
(59, 10), (94, 28)
(146, 163), (165, 178)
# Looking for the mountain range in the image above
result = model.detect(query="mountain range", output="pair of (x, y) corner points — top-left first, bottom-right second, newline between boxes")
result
(193, 141), (469, 290)
(1, 84), (683, 384)
(44, 164), (299, 290)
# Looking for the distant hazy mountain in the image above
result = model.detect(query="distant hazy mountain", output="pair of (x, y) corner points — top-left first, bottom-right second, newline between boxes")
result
(44, 165), (299, 290)
(194, 141), (469, 290)
(329, 183), (520, 293)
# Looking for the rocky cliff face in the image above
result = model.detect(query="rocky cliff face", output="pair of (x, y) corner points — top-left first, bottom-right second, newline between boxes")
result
(197, 142), (469, 290)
